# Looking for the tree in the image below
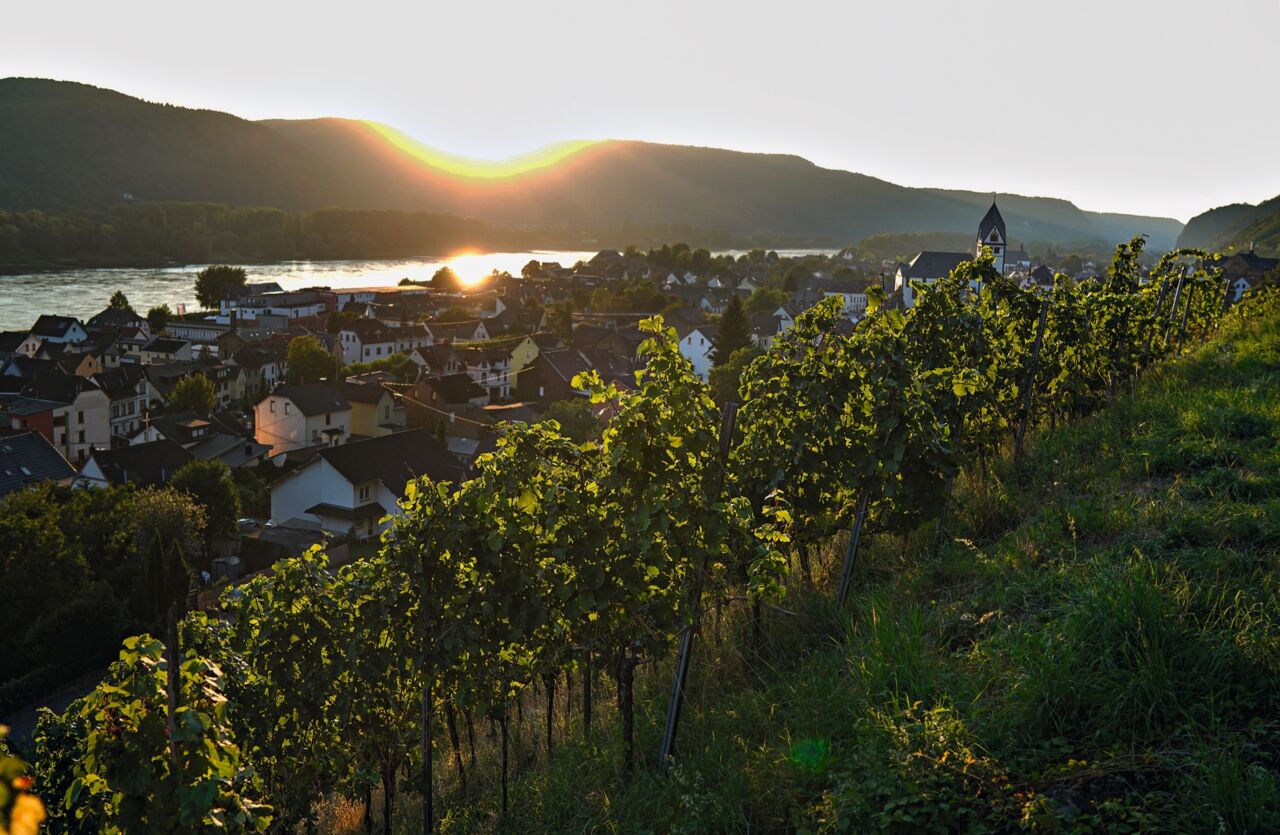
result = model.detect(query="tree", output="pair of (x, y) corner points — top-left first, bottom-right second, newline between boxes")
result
(285, 336), (333, 385)
(547, 299), (574, 342)
(712, 294), (751, 366)
(108, 290), (131, 310)
(194, 265), (247, 310)
(541, 397), (600, 442)
(147, 304), (171, 333)
(521, 260), (543, 279)
(745, 287), (789, 315)
(709, 344), (761, 403)
(167, 374), (217, 416)
(169, 459), (242, 546)
(431, 266), (461, 291)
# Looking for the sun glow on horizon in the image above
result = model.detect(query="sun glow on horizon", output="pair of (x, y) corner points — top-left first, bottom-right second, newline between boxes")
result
(362, 121), (600, 180)
(446, 251), (500, 287)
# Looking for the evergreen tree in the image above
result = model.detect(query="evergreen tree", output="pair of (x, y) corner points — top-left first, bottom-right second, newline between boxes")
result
(712, 294), (751, 366)
(109, 290), (132, 310)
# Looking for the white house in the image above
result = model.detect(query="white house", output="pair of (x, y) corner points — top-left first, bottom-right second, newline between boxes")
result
(31, 315), (88, 345)
(338, 320), (397, 365)
(254, 383), (352, 457)
(269, 429), (465, 538)
(678, 325), (718, 381)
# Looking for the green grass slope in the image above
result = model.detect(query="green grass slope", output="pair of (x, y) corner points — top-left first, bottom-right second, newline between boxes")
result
(351, 306), (1280, 834)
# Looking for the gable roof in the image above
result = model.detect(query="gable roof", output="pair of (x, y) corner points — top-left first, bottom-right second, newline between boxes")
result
(0, 432), (75, 497)
(86, 438), (194, 487)
(87, 308), (148, 330)
(31, 315), (83, 339)
(20, 374), (102, 405)
(317, 429), (465, 492)
(421, 372), (486, 404)
(977, 201), (1007, 245)
(902, 251), (971, 280)
(272, 383), (351, 416)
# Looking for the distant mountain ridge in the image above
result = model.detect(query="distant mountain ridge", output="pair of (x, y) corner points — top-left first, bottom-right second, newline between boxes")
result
(0, 78), (1184, 248)
(1178, 194), (1280, 254)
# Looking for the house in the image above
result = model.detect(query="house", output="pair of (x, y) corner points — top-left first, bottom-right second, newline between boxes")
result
(131, 411), (270, 469)
(678, 325), (718, 381)
(336, 380), (404, 439)
(3, 397), (60, 443)
(219, 282), (285, 317)
(431, 320), (490, 344)
(140, 336), (194, 365)
(76, 438), (194, 488)
(228, 344), (283, 403)
(255, 383), (352, 457)
(94, 365), (149, 444)
(31, 315), (88, 344)
(749, 314), (784, 350)
(1222, 251), (1279, 303)
(406, 373), (489, 429)
(508, 335), (542, 383)
(455, 345), (513, 402)
(269, 429), (465, 538)
(0, 332), (42, 362)
(17, 375), (112, 464)
(895, 252), (972, 308)
(338, 319), (398, 365)
(86, 307), (150, 335)
(0, 431), (76, 499)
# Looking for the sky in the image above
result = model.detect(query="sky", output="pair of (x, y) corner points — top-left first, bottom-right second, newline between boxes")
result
(3, 0), (1278, 222)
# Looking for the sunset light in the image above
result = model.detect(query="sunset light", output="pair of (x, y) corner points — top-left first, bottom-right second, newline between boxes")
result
(444, 251), (499, 286)
(361, 121), (599, 179)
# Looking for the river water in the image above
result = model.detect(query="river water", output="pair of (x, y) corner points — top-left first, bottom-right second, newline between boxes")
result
(0, 248), (838, 332)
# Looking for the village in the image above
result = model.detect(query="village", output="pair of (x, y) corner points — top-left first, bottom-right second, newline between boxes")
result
(2, 203), (1274, 583)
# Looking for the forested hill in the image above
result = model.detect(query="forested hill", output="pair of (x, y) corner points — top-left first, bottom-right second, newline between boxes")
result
(0, 77), (1183, 248)
(1178, 194), (1280, 256)
(1178, 193), (1280, 251)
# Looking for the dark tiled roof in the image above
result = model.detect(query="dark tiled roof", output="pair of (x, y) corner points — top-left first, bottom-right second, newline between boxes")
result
(87, 308), (147, 330)
(0, 331), (32, 353)
(94, 365), (147, 399)
(274, 383), (351, 416)
(341, 319), (394, 342)
(304, 501), (386, 522)
(0, 432), (75, 497)
(336, 380), (392, 404)
(902, 251), (971, 280)
(977, 201), (1007, 244)
(143, 337), (190, 354)
(31, 315), (82, 339)
(20, 374), (101, 405)
(423, 372), (486, 404)
(87, 439), (194, 487)
(317, 429), (465, 492)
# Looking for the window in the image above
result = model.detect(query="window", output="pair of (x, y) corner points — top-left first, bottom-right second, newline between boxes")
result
(285, 403), (291, 415)
(78, 430), (85, 443)
(326, 413), (331, 426)
(78, 410), (84, 424)
(270, 401), (276, 413)
(359, 484), (371, 501)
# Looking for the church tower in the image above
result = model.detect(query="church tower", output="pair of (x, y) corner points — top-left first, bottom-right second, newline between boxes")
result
(976, 200), (1007, 274)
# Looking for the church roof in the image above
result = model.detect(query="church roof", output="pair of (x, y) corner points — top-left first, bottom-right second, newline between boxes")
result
(901, 251), (971, 280)
(977, 201), (1007, 245)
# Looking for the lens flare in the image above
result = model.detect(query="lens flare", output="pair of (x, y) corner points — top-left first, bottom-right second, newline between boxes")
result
(361, 121), (599, 180)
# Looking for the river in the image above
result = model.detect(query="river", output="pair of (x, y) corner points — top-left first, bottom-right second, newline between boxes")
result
(0, 249), (838, 332)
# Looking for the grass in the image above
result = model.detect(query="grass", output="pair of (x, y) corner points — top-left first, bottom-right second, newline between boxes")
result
(323, 311), (1280, 833)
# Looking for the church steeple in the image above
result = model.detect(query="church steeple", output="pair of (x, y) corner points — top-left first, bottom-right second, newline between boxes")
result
(977, 198), (1007, 274)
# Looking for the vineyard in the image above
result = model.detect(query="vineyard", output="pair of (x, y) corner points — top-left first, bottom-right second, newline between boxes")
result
(6, 239), (1280, 834)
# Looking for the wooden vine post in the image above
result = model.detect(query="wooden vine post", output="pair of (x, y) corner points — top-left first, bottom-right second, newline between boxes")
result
(658, 401), (738, 775)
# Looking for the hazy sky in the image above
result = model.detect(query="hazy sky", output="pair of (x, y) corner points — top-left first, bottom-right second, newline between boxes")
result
(4, 0), (1278, 221)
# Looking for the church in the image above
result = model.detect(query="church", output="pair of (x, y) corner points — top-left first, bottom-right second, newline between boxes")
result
(893, 201), (1011, 308)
